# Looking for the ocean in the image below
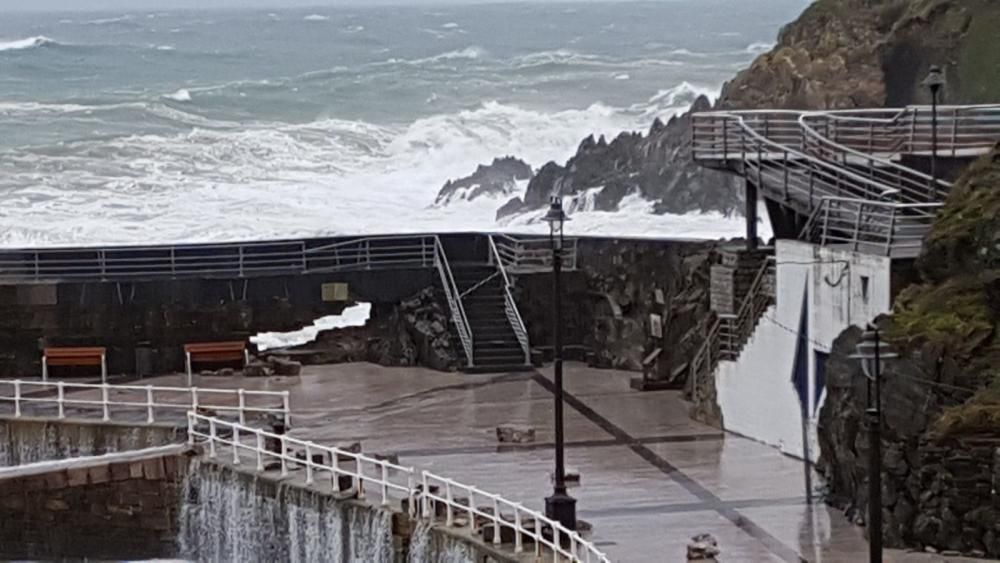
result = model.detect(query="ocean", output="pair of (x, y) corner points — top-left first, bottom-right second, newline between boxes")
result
(0, 1), (805, 247)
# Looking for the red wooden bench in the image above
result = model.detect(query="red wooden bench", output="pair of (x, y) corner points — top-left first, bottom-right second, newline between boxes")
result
(43, 347), (107, 382)
(184, 341), (249, 385)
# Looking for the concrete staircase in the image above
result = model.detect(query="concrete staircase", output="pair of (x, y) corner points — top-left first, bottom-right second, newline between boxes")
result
(451, 265), (531, 373)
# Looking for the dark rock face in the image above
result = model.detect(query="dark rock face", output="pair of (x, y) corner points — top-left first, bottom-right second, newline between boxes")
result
(502, 98), (743, 220)
(818, 149), (1000, 556)
(435, 156), (532, 206)
(487, 0), (1000, 224)
(515, 238), (715, 379)
(285, 288), (460, 372)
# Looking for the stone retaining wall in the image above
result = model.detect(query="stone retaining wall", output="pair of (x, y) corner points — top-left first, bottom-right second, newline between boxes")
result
(0, 449), (190, 560)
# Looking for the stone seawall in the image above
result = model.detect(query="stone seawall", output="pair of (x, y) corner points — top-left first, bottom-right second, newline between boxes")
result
(0, 416), (182, 466)
(0, 447), (190, 560)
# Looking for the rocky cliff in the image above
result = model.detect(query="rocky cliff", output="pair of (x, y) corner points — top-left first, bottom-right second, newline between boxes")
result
(446, 0), (1000, 223)
(818, 146), (1000, 556)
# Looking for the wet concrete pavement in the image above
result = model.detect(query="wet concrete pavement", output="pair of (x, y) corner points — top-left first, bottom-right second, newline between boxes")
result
(48, 363), (986, 562)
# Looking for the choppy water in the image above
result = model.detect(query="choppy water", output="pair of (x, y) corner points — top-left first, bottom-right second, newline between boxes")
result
(0, 2), (806, 247)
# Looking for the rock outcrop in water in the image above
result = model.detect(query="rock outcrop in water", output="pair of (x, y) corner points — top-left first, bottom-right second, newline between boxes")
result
(457, 0), (1000, 222)
(498, 98), (742, 220)
(434, 157), (532, 206)
(819, 147), (1000, 556)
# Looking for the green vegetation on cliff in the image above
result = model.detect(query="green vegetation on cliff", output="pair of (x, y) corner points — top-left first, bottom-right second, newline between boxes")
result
(888, 147), (1000, 437)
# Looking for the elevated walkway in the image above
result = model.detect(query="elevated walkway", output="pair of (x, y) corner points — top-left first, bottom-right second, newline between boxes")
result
(692, 104), (1000, 258)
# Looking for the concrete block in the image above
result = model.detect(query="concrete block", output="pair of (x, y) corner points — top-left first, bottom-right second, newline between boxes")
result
(496, 425), (536, 444)
(89, 464), (111, 485)
(66, 467), (90, 487)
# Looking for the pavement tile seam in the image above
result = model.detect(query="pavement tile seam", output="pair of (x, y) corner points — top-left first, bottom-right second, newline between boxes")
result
(530, 372), (807, 563)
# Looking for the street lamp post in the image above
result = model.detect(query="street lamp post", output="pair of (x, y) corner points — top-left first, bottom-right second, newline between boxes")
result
(851, 325), (897, 563)
(542, 197), (576, 530)
(924, 66), (946, 199)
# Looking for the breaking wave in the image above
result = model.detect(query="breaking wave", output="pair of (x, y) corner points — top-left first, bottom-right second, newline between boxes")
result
(0, 91), (716, 247)
(0, 36), (59, 52)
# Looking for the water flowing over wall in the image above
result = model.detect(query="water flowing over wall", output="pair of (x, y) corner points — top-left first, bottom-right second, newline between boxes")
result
(179, 460), (394, 562)
(407, 521), (485, 563)
(0, 418), (180, 466)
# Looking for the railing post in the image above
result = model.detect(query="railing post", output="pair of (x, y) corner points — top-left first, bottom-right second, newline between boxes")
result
(553, 526), (560, 562)
(256, 432), (264, 471)
(238, 389), (246, 426)
(886, 206), (897, 257)
(57, 381), (65, 419)
(191, 387), (199, 415)
(187, 412), (195, 446)
(950, 107), (959, 158)
(305, 444), (314, 484)
(13, 380), (21, 418)
(445, 480), (454, 527)
(492, 497), (501, 545)
(282, 392), (291, 429)
(422, 471), (431, 521)
(380, 463), (389, 505)
(232, 426), (241, 465)
(101, 383), (110, 421)
(238, 246), (245, 277)
(208, 419), (217, 458)
(468, 492), (476, 531)
(407, 471), (416, 517)
(146, 385), (154, 423)
(280, 436), (288, 476)
(853, 202), (864, 251)
(357, 460), (365, 498)
(514, 505), (524, 553)
(331, 452), (341, 493)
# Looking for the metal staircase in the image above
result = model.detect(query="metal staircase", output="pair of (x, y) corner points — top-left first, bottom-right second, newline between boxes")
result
(691, 257), (775, 386)
(692, 104), (1000, 258)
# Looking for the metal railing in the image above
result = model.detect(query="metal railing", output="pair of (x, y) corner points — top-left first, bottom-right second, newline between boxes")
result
(188, 413), (610, 563)
(433, 238), (474, 368)
(488, 236), (531, 365)
(0, 379), (290, 427)
(716, 257), (775, 360)
(690, 106), (1000, 255)
(493, 234), (578, 274)
(0, 234), (438, 283)
(799, 197), (941, 259)
(690, 257), (774, 387)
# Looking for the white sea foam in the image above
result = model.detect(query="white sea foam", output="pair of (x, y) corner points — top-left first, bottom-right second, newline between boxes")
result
(746, 41), (775, 55)
(84, 15), (133, 25)
(155, 45), (176, 51)
(0, 36), (58, 52)
(253, 303), (372, 350)
(441, 22), (460, 29)
(303, 14), (330, 22)
(164, 89), (192, 102)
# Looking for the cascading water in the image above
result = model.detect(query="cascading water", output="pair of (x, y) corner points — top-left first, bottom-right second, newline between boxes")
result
(0, 420), (179, 466)
(407, 521), (482, 563)
(178, 459), (394, 562)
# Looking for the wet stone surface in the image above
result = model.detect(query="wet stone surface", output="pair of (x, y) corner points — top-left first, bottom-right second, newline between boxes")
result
(53, 363), (991, 562)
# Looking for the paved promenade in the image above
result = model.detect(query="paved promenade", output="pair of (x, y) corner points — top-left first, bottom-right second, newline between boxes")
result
(57, 363), (982, 562)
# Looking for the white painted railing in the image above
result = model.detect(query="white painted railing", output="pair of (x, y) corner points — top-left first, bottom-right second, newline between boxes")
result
(488, 235), (531, 365)
(188, 413), (610, 563)
(0, 379), (290, 427)
(433, 238), (474, 368)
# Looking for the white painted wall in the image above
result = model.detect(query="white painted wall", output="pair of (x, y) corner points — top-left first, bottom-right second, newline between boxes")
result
(715, 240), (892, 460)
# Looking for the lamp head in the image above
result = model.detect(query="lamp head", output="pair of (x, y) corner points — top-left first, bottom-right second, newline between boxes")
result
(849, 327), (898, 381)
(924, 65), (946, 95)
